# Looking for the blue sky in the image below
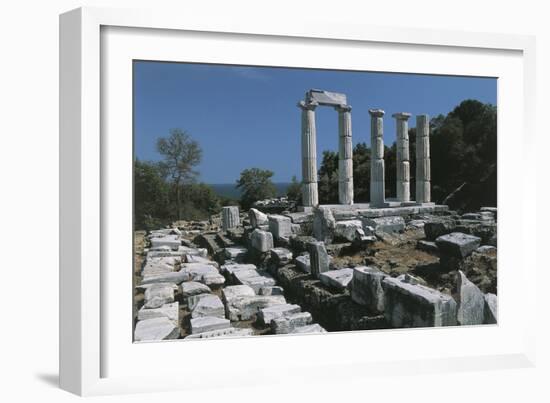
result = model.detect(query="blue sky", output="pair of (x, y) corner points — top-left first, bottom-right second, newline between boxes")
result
(134, 61), (496, 184)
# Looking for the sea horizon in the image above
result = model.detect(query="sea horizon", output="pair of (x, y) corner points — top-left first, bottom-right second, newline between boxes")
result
(207, 182), (292, 199)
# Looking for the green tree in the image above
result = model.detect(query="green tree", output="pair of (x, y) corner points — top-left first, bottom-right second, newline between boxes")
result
(180, 183), (221, 220)
(286, 175), (302, 204)
(134, 159), (170, 230)
(156, 129), (202, 219)
(317, 150), (339, 204)
(236, 168), (277, 209)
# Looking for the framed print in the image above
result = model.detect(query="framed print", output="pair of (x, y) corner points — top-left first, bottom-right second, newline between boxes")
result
(60, 6), (537, 396)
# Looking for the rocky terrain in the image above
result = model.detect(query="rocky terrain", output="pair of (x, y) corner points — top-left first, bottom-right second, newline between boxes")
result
(133, 202), (498, 342)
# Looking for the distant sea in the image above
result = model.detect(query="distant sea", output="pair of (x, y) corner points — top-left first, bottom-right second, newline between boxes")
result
(208, 183), (291, 199)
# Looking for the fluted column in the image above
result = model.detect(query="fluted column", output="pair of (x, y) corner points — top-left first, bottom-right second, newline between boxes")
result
(299, 100), (319, 207)
(336, 104), (353, 205)
(369, 109), (386, 207)
(392, 112), (412, 202)
(416, 114), (431, 203)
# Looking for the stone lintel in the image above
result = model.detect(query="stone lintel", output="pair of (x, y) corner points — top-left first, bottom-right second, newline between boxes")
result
(306, 89), (347, 106)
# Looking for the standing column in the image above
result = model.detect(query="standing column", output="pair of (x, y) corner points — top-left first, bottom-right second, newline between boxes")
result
(392, 112), (412, 202)
(299, 101), (319, 207)
(336, 104), (353, 205)
(369, 109), (386, 207)
(416, 114), (431, 203)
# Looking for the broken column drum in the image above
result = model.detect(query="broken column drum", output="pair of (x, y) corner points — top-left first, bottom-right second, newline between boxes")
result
(222, 206), (240, 231)
(369, 109), (386, 207)
(392, 112), (412, 202)
(336, 104), (354, 205)
(299, 100), (319, 208)
(416, 114), (431, 203)
(299, 89), (353, 208)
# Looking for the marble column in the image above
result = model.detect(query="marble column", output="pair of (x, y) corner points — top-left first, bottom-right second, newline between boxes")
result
(416, 114), (431, 203)
(336, 104), (353, 205)
(299, 101), (319, 207)
(392, 112), (412, 202)
(369, 109), (386, 207)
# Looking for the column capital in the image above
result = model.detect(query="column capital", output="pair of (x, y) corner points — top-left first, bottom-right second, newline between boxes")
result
(335, 104), (352, 112)
(392, 112), (412, 121)
(298, 100), (318, 110)
(368, 108), (385, 117)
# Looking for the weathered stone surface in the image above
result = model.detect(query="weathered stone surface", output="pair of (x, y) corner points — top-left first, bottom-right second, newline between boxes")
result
(179, 263), (225, 286)
(319, 268), (354, 291)
(382, 277), (457, 327)
(396, 273), (427, 286)
(185, 254), (218, 267)
(312, 207), (336, 243)
(270, 247), (293, 266)
(268, 214), (292, 239)
(144, 283), (175, 309)
(308, 241), (330, 278)
(222, 285), (286, 321)
(456, 270), (485, 326)
(476, 245), (496, 254)
(259, 286), (284, 296)
(146, 245), (207, 259)
(483, 293), (498, 324)
(180, 281), (211, 297)
(436, 232), (481, 258)
(424, 218), (456, 241)
(351, 266), (387, 313)
(224, 246), (248, 261)
(249, 208), (269, 228)
(295, 254), (311, 274)
(307, 89), (347, 106)
(285, 211), (314, 224)
(257, 303), (301, 325)
(190, 316), (231, 334)
(334, 220), (369, 242)
(222, 284), (256, 302)
(220, 263), (257, 276)
(138, 302), (179, 323)
(186, 327), (254, 339)
(140, 271), (188, 285)
(290, 323), (327, 334)
(190, 294), (225, 319)
(271, 312), (313, 334)
(417, 240), (438, 253)
(134, 317), (180, 342)
(362, 216), (405, 234)
(150, 234), (181, 251)
(250, 229), (274, 252)
(222, 206), (240, 231)
(233, 269), (276, 294)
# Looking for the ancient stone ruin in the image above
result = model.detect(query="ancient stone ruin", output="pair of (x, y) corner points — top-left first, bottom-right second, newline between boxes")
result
(133, 89), (497, 342)
(299, 89), (432, 209)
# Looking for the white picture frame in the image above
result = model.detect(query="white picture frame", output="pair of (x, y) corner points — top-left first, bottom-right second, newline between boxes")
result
(60, 6), (537, 396)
